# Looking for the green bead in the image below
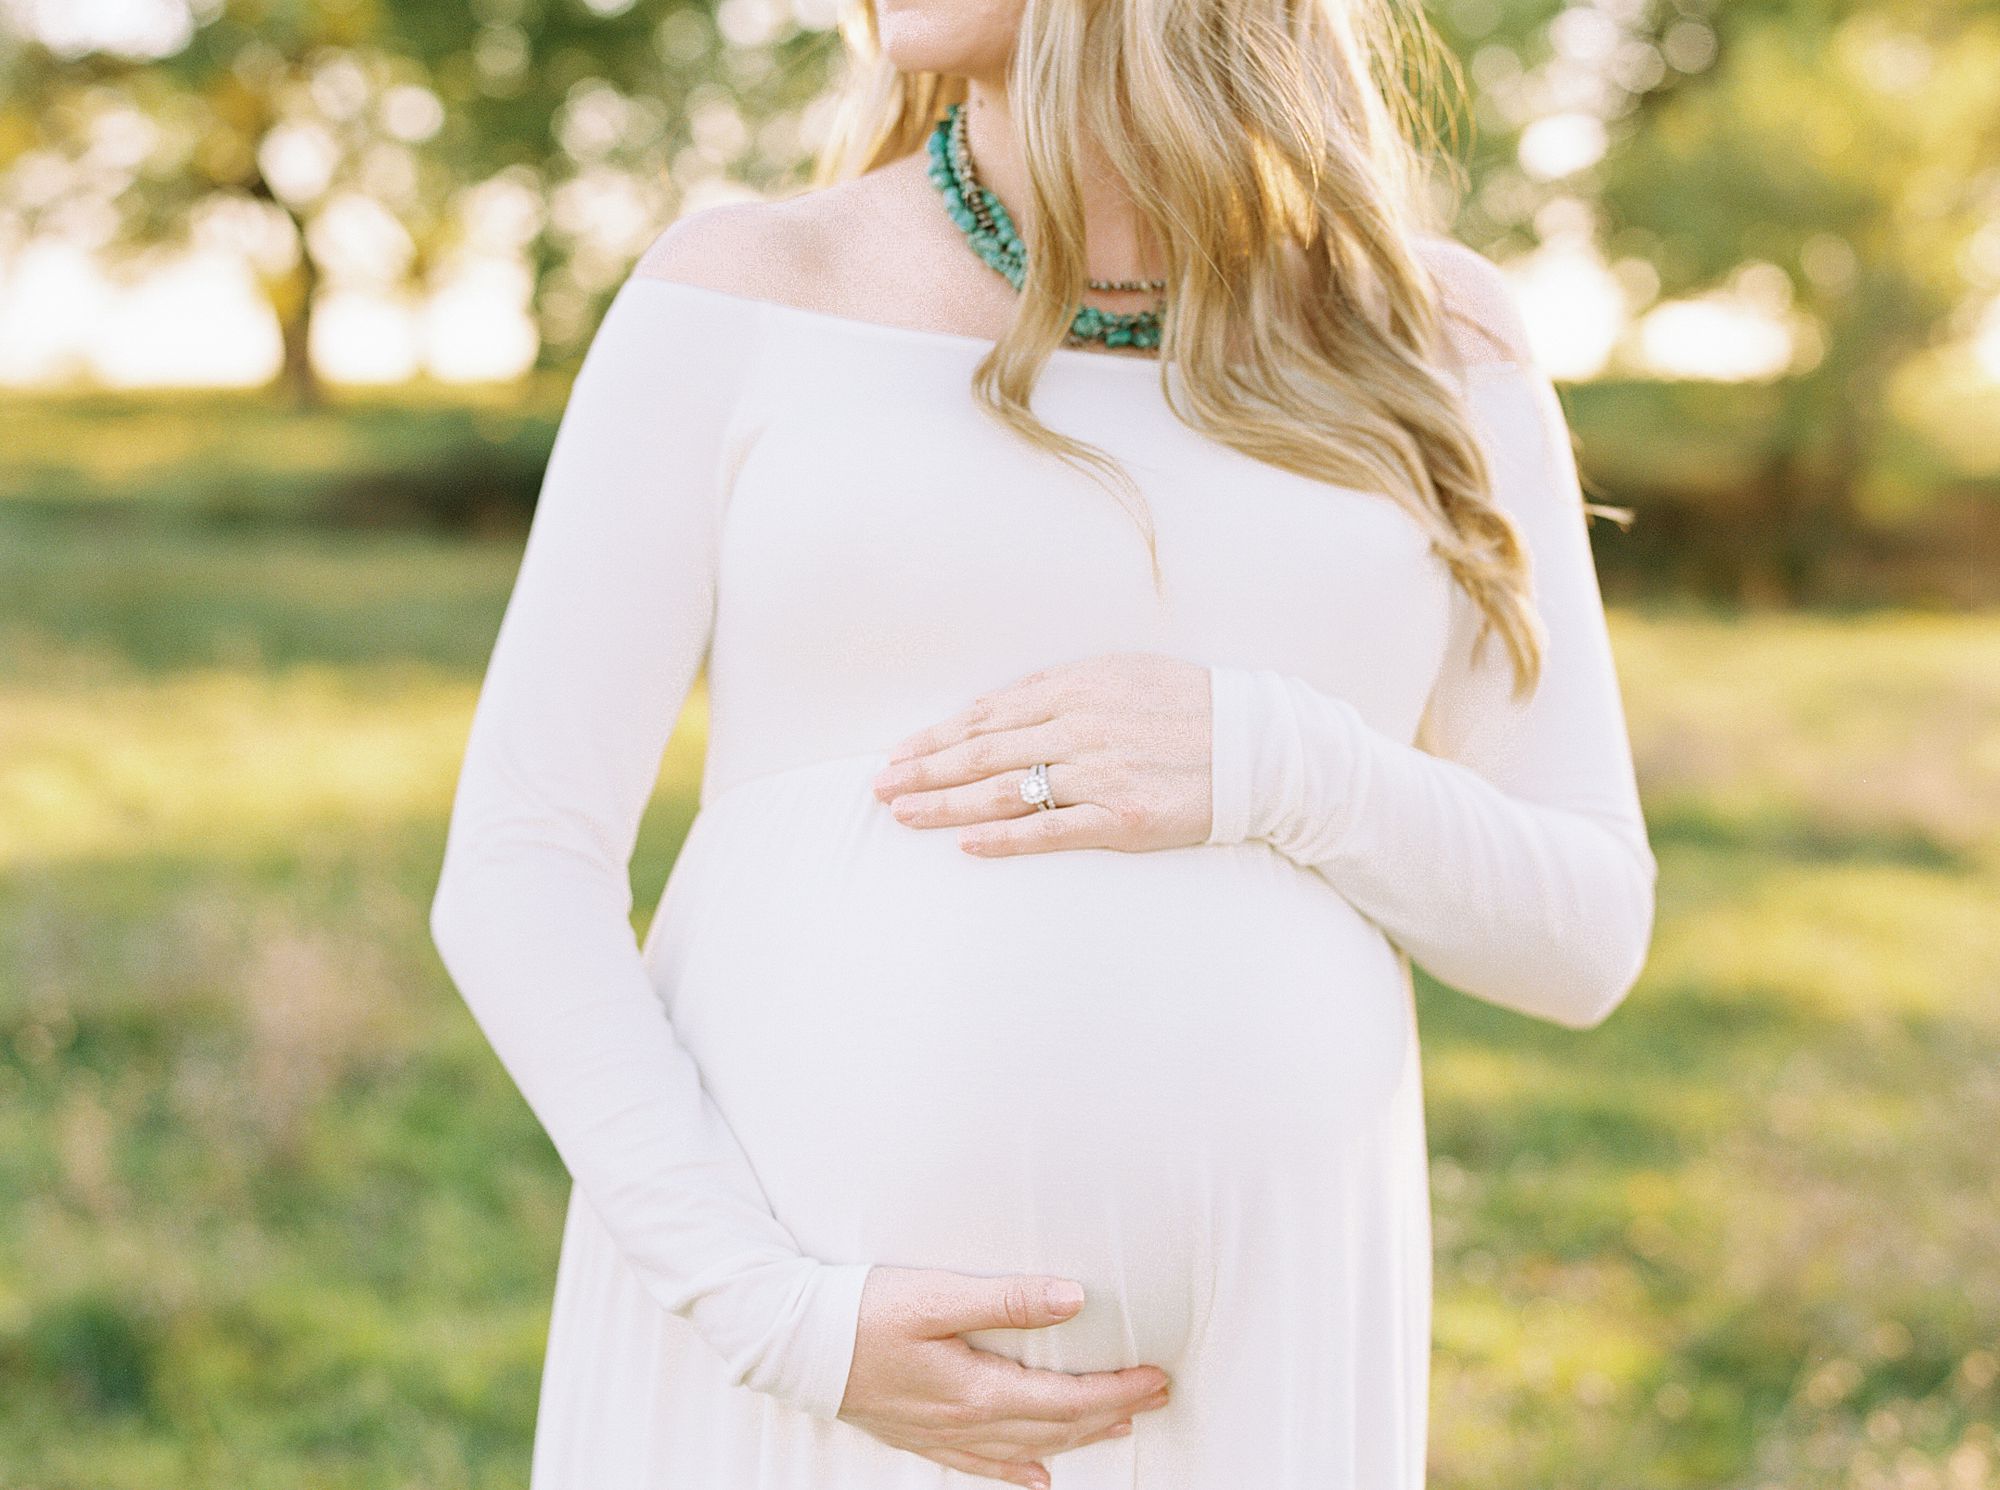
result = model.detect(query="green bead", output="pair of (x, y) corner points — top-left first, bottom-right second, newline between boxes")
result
(926, 102), (1167, 354)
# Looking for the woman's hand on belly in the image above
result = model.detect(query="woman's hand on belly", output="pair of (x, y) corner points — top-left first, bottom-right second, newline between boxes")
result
(839, 1264), (1173, 1488)
(870, 651), (1212, 858)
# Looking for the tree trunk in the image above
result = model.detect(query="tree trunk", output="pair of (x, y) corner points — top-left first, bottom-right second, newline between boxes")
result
(1735, 482), (1798, 606)
(275, 244), (321, 409)
(250, 176), (322, 410)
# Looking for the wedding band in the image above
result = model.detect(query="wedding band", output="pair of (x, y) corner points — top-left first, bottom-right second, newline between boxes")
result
(1020, 762), (1056, 811)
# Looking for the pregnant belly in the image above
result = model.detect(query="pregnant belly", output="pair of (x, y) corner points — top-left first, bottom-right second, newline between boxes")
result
(645, 751), (1416, 1375)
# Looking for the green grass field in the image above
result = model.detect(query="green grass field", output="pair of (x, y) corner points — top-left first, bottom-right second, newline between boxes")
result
(2, 500), (1996, 1489)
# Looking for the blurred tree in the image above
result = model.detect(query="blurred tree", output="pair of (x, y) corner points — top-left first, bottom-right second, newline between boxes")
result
(1595, 4), (2000, 601)
(0, 0), (841, 404)
(3, 0), (1998, 604)
(1419, 0), (2000, 602)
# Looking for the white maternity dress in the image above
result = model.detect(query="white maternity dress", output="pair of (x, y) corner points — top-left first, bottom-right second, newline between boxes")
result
(427, 243), (1658, 1489)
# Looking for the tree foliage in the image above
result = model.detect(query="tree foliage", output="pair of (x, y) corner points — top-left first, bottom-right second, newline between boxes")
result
(2, 0), (1996, 599)
(0, 0), (837, 401)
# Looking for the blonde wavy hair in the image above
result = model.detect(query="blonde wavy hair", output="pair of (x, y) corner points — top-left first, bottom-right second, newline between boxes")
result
(808, 0), (1552, 700)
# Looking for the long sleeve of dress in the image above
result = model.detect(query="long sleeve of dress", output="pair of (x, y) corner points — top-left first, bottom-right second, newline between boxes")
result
(1203, 274), (1657, 1031)
(427, 276), (873, 1421)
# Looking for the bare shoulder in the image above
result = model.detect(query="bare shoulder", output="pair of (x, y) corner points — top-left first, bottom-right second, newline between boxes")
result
(1411, 233), (1536, 369)
(631, 196), (824, 300)
(631, 160), (931, 314)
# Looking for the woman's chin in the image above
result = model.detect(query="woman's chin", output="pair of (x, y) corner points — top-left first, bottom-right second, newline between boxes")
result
(873, 18), (1012, 81)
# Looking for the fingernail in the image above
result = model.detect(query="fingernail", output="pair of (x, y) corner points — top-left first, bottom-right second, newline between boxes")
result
(1111, 1419), (1134, 1436)
(1047, 1281), (1084, 1310)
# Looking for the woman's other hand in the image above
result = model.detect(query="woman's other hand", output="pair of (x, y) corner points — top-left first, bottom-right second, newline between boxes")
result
(838, 1265), (1173, 1488)
(870, 652), (1212, 857)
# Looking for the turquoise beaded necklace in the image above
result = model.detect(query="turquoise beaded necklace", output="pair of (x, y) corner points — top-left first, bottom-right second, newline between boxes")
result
(924, 102), (1166, 352)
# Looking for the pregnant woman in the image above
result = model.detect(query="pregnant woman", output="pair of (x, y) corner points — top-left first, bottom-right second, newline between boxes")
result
(426, 0), (1659, 1484)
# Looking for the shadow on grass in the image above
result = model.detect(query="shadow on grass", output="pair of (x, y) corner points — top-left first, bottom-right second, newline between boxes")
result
(0, 509), (519, 674)
(1646, 799), (1971, 874)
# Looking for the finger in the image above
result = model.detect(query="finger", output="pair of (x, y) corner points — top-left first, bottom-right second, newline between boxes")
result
(969, 1399), (1153, 1449)
(1074, 1415), (1138, 1448)
(876, 719), (1067, 801)
(890, 760), (1087, 829)
(961, 802), (1119, 857)
(972, 1410), (1142, 1454)
(883, 679), (1063, 764)
(975, 1358), (1172, 1425)
(917, 1273), (1092, 1335)
(976, 1416), (1136, 1448)
(926, 1445), (1049, 1489)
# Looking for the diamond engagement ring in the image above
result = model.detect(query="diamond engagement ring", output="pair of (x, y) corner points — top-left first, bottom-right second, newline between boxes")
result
(1020, 762), (1056, 811)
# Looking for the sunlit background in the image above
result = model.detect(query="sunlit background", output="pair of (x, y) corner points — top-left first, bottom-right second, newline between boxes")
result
(3, 1), (1998, 1488)
(16, 0), (2000, 392)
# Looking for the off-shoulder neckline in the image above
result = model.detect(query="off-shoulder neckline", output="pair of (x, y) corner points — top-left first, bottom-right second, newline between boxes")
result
(623, 274), (1171, 372)
(620, 272), (1531, 385)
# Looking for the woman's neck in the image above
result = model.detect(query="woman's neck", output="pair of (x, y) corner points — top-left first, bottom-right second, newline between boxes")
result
(955, 80), (1168, 291)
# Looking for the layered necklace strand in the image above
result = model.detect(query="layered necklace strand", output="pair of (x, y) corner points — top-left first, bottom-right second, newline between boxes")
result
(925, 101), (1166, 352)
